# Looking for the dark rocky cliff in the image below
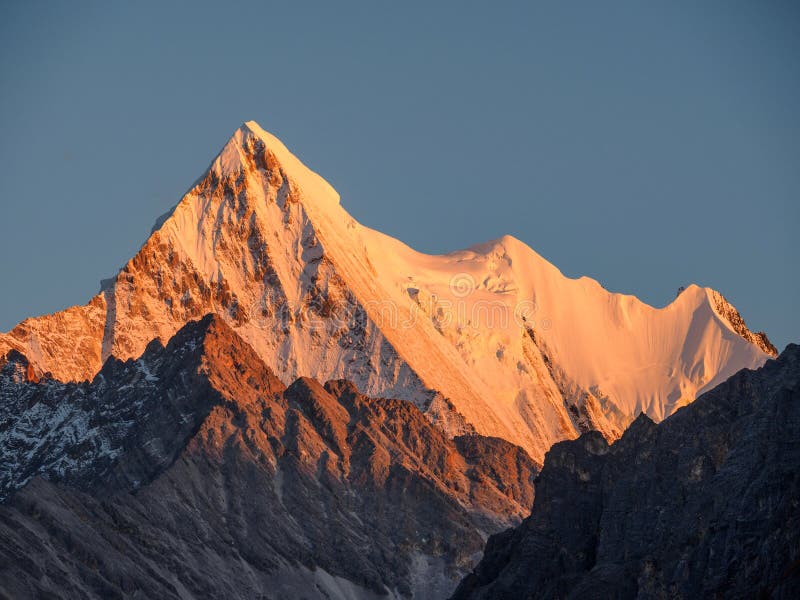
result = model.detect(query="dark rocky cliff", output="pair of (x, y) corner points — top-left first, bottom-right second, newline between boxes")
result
(453, 344), (800, 599)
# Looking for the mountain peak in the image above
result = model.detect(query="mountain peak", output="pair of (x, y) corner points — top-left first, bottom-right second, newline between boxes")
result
(0, 124), (777, 463)
(207, 120), (340, 208)
(240, 119), (279, 142)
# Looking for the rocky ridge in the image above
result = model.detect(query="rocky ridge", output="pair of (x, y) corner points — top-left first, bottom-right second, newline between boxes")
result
(0, 315), (537, 599)
(452, 344), (800, 599)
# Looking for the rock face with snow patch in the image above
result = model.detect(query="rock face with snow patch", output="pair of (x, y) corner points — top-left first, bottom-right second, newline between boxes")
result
(0, 121), (776, 463)
(0, 315), (537, 599)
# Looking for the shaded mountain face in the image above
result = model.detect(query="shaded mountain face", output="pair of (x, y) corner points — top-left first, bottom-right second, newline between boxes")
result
(0, 315), (537, 599)
(452, 344), (800, 600)
(0, 121), (775, 463)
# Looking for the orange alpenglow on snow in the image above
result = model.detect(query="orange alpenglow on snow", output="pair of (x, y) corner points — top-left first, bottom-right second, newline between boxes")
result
(0, 121), (776, 463)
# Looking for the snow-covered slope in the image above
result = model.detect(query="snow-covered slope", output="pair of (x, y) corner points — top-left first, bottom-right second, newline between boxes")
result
(0, 121), (775, 462)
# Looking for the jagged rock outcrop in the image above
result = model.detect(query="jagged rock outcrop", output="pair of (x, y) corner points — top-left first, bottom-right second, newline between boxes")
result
(0, 315), (537, 599)
(709, 289), (778, 356)
(452, 344), (800, 599)
(0, 121), (776, 463)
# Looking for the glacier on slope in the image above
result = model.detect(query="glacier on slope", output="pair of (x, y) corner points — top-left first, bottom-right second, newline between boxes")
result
(0, 121), (776, 462)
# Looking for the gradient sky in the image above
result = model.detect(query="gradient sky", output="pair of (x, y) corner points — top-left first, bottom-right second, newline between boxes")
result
(1, 1), (798, 349)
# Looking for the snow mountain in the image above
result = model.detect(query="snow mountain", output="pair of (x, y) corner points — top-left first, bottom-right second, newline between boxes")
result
(0, 121), (776, 462)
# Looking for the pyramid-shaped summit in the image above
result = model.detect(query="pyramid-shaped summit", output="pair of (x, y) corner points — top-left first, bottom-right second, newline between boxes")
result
(0, 122), (775, 463)
(206, 121), (340, 206)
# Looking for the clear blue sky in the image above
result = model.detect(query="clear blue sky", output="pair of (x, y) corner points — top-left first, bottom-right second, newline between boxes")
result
(1, 1), (798, 349)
